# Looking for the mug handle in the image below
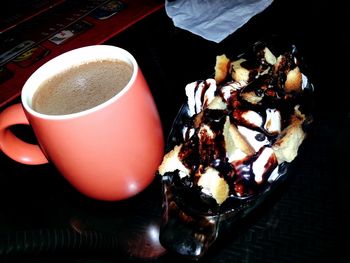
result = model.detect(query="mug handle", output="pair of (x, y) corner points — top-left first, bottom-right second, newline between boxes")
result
(0, 103), (48, 165)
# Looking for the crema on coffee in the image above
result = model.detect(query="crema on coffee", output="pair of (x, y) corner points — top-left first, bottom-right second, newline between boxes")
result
(32, 59), (133, 115)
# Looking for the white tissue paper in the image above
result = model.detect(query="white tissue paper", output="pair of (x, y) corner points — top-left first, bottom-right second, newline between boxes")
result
(165, 0), (273, 43)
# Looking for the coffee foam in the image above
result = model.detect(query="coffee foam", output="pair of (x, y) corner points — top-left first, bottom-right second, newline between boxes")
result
(32, 59), (133, 115)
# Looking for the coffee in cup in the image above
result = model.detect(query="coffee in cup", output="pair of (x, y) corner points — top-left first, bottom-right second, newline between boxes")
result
(32, 59), (133, 115)
(0, 45), (164, 201)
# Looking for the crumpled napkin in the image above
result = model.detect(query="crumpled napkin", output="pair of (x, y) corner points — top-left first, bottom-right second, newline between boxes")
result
(165, 0), (273, 43)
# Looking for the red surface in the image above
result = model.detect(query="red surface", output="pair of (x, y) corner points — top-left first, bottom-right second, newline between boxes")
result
(0, 0), (164, 108)
(0, 0), (66, 34)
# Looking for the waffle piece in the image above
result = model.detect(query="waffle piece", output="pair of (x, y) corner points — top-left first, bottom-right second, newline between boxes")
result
(198, 167), (229, 205)
(274, 54), (302, 93)
(272, 106), (306, 163)
(214, 54), (230, 84)
(158, 144), (190, 177)
(223, 116), (255, 162)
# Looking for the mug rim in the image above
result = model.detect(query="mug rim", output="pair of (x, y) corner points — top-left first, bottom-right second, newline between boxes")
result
(21, 45), (138, 120)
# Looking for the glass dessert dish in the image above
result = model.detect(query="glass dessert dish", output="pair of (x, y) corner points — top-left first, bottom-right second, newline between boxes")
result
(157, 40), (314, 260)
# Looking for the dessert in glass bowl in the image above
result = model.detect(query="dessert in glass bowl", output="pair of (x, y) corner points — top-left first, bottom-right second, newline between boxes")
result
(157, 40), (314, 259)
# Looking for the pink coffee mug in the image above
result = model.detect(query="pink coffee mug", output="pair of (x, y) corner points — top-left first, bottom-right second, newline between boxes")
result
(0, 45), (164, 201)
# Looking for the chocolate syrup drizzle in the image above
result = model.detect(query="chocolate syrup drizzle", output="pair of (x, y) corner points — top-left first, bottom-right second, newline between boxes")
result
(171, 43), (313, 211)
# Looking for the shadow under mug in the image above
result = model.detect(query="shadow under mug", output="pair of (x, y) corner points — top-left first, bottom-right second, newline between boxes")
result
(0, 45), (164, 201)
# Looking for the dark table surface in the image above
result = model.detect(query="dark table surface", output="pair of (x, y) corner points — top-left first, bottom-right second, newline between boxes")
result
(1, 0), (349, 262)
